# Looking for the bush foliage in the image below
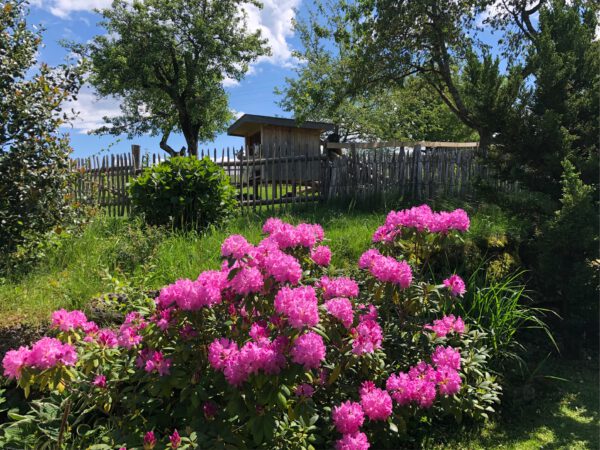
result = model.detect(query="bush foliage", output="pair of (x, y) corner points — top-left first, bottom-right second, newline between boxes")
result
(0, 0), (83, 274)
(130, 156), (237, 230)
(1, 205), (504, 449)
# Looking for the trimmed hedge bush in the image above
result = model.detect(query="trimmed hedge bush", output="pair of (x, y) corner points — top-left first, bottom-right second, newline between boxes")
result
(130, 156), (237, 229)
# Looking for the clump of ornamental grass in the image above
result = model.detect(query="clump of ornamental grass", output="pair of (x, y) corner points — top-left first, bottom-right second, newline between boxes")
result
(2, 205), (501, 450)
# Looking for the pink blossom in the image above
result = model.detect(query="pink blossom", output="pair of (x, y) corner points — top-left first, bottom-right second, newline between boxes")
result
(296, 223), (324, 248)
(221, 234), (254, 259)
(431, 346), (461, 370)
(357, 304), (378, 322)
(170, 429), (181, 448)
(140, 350), (172, 376)
(351, 320), (383, 355)
(274, 286), (319, 329)
(51, 309), (89, 332)
(436, 366), (462, 396)
(93, 374), (107, 388)
(143, 431), (156, 449)
(208, 338), (239, 371)
(368, 254), (412, 288)
(358, 249), (381, 269)
(320, 276), (359, 300)
(325, 298), (354, 328)
(291, 332), (326, 369)
(195, 270), (228, 306)
(25, 337), (77, 370)
(311, 245), (332, 266)
(412, 378), (437, 408)
(359, 381), (393, 421)
(443, 274), (466, 296)
(118, 325), (143, 349)
(262, 217), (284, 234)
(332, 401), (365, 434)
(203, 401), (218, 418)
(335, 432), (370, 450)
(229, 266), (264, 295)
(262, 250), (302, 285)
(294, 383), (315, 397)
(423, 315), (465, 337)
(386, 372), (413, 405)
(249, 322), (269, 341)
(2, 346), (31, 379)
(97, 329), (118, 348)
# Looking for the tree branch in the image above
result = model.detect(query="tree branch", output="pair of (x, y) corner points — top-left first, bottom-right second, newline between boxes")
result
(159, 129), (177, 156)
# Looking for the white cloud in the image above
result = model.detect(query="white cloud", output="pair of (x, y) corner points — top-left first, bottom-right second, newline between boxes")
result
(33, 0), (301, 68)
(64, 84), (122, 134)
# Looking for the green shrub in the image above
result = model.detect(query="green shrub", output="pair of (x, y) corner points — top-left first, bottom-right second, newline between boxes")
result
(130, 156), (237, 229)
(0, 0), (83, 275)
(536, 159), (599, 350)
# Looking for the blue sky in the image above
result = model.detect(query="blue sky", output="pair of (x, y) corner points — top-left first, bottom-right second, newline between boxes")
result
(28, 0), (306, 158)
(27, 0), (512, 159)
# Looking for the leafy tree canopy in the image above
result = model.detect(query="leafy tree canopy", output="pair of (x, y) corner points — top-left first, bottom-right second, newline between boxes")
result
(79, 0), (270, 156)
(0, 0), (83, 271)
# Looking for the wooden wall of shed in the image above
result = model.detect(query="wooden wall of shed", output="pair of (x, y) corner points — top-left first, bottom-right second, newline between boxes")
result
(261, 125), (321, 182)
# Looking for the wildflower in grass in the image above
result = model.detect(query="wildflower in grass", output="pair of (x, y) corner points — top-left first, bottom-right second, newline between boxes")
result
(221, 234), (253, 259)
(93, 374), (107, 388)
(169, 429), (181, 448)
(443, 274), (466, 296)
(431, 346), (461, 370)
(351, 320), (383, 355)
(320, 276), (359, 299)
(229, 266), (264, 295)
(274, 286), (319, 329)
(359, 381), (392, 421)
(332, 400), (365, 434)
(51, 309), (89, 332)
(311, 245), (332, 266)
(335, 432), (370, 450)
(291, 332), (326, 369)
(325, 297), (354, 328)
(2, 346), (30, 379)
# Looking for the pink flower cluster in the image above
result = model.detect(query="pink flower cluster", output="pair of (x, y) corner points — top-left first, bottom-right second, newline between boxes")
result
(136, 349), (172, 376)
(262, 218), (324, 249)
(443, 274), (467, 296)
(423, 314), (465, 337)
(311, 245), (332, 266)
(290, 332), (326, 369)
(118, 312), (147, 349)
(221, 234), (254, 260)
(2, 337), (77, 380)
(157, 270), (227, 310)
(373, 205), (470, 243)
(359, 381), (393, 421)
(325, 297), (354, 328)
(274, 286), (319, 329)
(358, 249), (413, 288)
(386, 346), (462, 408)
(351, 318), (383, 355)
(51, 309), (96, 333)
(208, 336), (287, 385)
(319, 276), (359, 300)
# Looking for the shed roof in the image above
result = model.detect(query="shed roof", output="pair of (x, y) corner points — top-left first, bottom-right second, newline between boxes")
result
(227, 114), (335, 137)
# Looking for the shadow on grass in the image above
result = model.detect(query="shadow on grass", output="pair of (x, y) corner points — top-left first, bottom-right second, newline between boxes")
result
(449, 356), (599, 450)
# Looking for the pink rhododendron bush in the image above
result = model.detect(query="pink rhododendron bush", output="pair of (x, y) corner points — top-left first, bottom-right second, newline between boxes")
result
(1, 205), (501, 449)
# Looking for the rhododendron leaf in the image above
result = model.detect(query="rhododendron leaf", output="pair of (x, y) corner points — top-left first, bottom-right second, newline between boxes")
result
(277, 392), (287, 409)
(328, 365), (342, 385)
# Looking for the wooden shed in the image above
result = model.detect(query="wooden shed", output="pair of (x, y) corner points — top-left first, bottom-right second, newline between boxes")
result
(227, 114), (334, 182)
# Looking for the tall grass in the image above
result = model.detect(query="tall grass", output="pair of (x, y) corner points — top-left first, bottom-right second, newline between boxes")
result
(457, 269), (557, 370)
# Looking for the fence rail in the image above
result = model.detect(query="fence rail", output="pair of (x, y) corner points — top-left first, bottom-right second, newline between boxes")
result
(70, 141), (514, 216)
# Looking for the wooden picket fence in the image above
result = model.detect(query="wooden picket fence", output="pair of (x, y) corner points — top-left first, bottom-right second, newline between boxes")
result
(70, 141), (513, 216)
